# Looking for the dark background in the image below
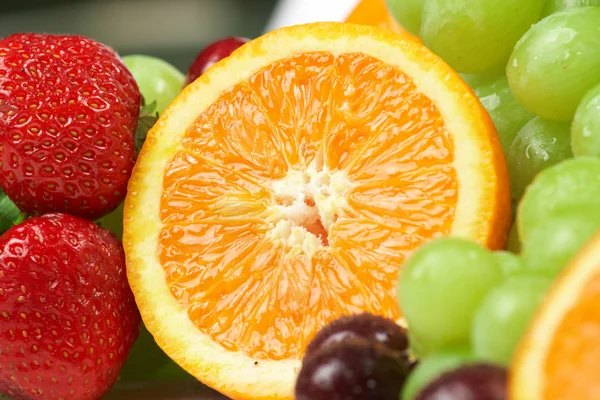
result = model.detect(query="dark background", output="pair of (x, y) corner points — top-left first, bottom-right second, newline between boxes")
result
(0, 0), (279, 71)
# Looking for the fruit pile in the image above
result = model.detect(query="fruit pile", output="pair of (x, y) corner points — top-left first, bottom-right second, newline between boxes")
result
(2, 0), (600, 399)
(123, 17), (510, 400)
(290, 1), (600, 400)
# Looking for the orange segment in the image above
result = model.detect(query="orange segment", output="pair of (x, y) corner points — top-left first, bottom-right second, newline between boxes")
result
(346, 167), (458, 231)
(124, 22), (510, 400)
(160, 153), (271, 223)
(247, 52), (336, 167)
(511, 231), (600, 400)
(181, 86), (289, 178)
(345, 0), (414, 38)
(323, 53), (444, 172)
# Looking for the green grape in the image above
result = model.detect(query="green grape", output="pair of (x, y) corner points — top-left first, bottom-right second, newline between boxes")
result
(517, 157), (600, 241)
(409, 329), (434, 359)
(98, 202), (124, 239)
(522, 207), (600, 277)
(460, 66), (506, 90)
(122, 54), (184, 114)
(386, 0), (425, 36)
(398, 238), (502, 351)
(507, 7), (600, 121)
(119, 324), (172, 381)
(506, 222), (522, 254)
(460, 73), (495, 89)
(544, 0), (600, 16)
(402, 346), (478, 400)
(473, 76), (535, 155)
(460, 67), (507, 89)
(493, 251), (525, 277)
(572, 83), (600, 157)
(508, 116), (573, 200)
(471, 276), (551, 365)
(420, 0), (545, 73)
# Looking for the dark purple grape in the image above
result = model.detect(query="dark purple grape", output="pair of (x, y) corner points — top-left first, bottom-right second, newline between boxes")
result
(295, 339), (409, 400)
(416, 363), (507, 400)
(304, 313), (409, 359)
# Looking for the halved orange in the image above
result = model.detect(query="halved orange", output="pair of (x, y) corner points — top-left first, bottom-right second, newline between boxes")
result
(124, 22), (510, 399)
(511, 231), (600, 400)
(344, 0), (414, 38)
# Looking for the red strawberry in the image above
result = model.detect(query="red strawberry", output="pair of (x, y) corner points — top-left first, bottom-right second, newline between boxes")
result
(184, 36), (249, 86)
(0, 213), (141, 400)
(0, 34), (141, 220)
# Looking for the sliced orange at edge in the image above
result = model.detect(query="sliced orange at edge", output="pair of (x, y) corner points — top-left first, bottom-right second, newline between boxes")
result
(510, 231), (600, 400)
(124, 22), (510, 400)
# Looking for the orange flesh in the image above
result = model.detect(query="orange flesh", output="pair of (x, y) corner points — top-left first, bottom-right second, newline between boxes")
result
(544, 269), (600, 399)
(158, 52), (457, 361)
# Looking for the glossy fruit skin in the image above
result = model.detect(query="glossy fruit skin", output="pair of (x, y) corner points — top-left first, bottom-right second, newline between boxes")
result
(386, 0), (425, 35)
(544, 0), (600, 16)
(517, 157), (600, 241)
(122, 55), (184, 115)
(471, 276), (551, 365)
(571, 82), (600, 157)
(420, 0), (545, 73)
(184, 37), (249, 86)
(0, 33), (140, 220)
(492, 251), (525, 277)
(507, 7), (600, 120)
(459, 70), (502, 90)
(522, 207), (600, 277)
(508, 116), (572, 200)
(402, 346), (477, 400)
(415, 363), (507, 400)
(473, 76), (534, 156)
(295, 339), (409, 400)
(0, 213), (141, 400)
(304, 312), (408, 359)
(398, 238), (502, 352)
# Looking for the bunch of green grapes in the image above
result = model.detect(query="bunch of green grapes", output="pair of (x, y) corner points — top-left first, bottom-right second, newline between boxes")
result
(396, 237), (549, 398)
(399, 159), (600, 393)
(397, 237), (543, 366)
(387, 2), (600, 208)
(397, 158), (600, 398)
(387, 4), (600, 398)
(398, 231), (592, 397)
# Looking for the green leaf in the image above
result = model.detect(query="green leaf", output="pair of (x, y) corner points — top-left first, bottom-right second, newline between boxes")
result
(0, 190), (23, 234)
(135, 100), (159, 154)
(142, 100), (158, 116)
